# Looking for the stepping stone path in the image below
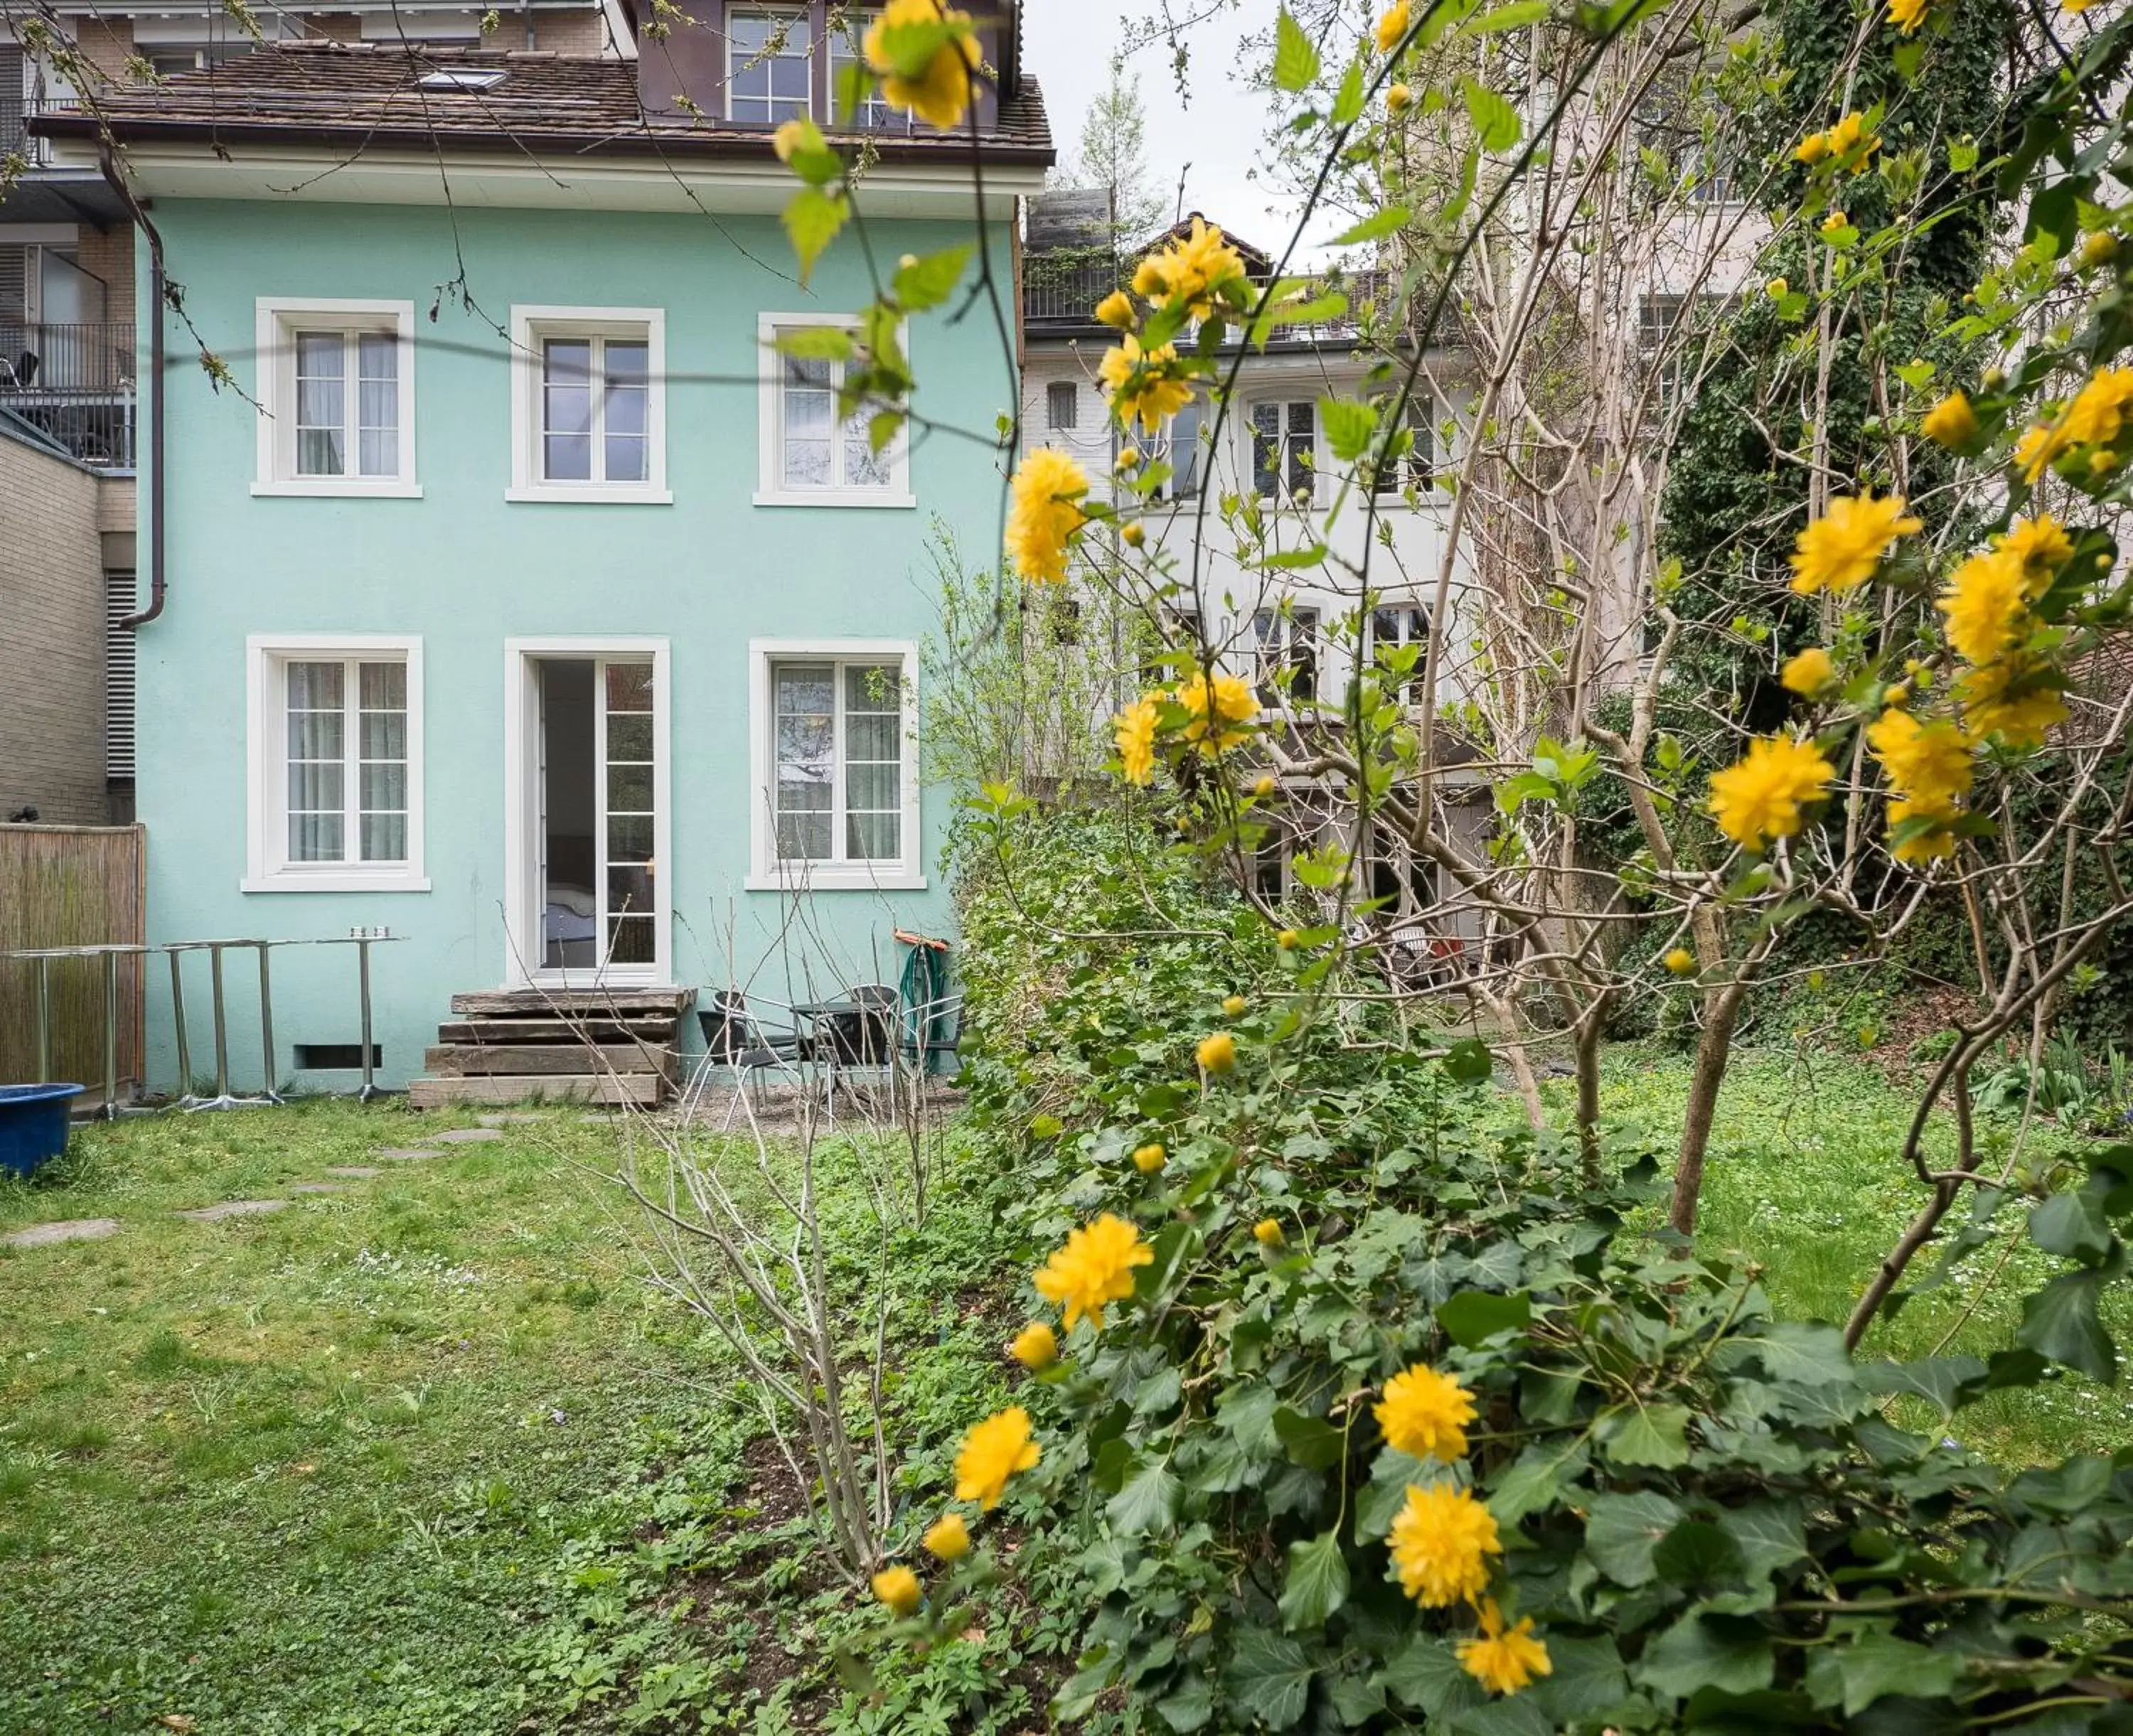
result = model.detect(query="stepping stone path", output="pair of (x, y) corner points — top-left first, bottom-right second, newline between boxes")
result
(432, 1127), (506, 1145)
(288, 1182), (346, 1194)
(3, 1217), (119, 1248)
(176, 1199), (289, 1222)
(374, 1147), (444, 1162)
(479, 1112), (546, 1126)
(326, 1166), (381, 1179)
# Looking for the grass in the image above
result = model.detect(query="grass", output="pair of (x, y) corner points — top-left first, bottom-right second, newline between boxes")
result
(0, 1100), (1055, 1735)
(1583, 1042), (2133, 1466)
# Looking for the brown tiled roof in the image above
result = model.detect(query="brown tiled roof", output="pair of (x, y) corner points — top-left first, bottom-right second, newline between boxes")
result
(33, 42), (1052, 165)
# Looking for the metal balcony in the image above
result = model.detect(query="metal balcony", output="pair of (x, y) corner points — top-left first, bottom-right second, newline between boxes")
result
(1, 90), (82, 167)
(0, 321), (137, 468)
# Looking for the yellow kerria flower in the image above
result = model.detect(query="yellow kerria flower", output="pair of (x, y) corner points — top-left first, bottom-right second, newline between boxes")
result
(1663, 947), (1696, 976)
(1113, 695), (1160, 786)
(1175, 669), (1259, 754)
(1122, 521), (1146, 549)
(1867, 708), (1972, 814)
(1132, 255), (1170, 299)
(1781, 646), (1836, 697)
(1375, 0), (1410, 53)
(1789, 493), (1923, 594)
(1826, 111), (1876, 157)
(1921, 390), (1978, 448)
(872, 1565), (922, 1614)
(1937, 546), (2029, 665)
(1221, 994), (1246, 1017)
(1034, 1214), (1153, 1332)
(1707, 735), (1837, 852)
(1820, 209), (1850, 237)
(923, 1512), (971, 1560)
(1094, 289), (1136, 329)
(1140, 217), (1247, 320)
(771, 117), (812, 163)
(1005, 448), (1089, 584)
(1253, 1216), (1285, 1248)
(2015, 365), (2133, 481)
(1795, 132), (1830, 166)
(1997, 515), (2075, 591)
(1458, 1601), (1552, 1696)
(1198, 1031), (1237, 1073)
(1387, 81), (1412, 114)
(1957, 660), (2068, 748)
(1389, 1482), (1501, 1608)
(1131, 1142), (1167, 1174)
(953, 1406), (1040, 1509)
(2065, 0), (2096, 14)
(1098, 335), (1196, 434)
(1374, 1364), (1477, 1462)
(1887, 0), (1932, 31)
(1277, 928), (1300, 949)
(863, 0), (979, 132)
(1009, 1321), (1057, 1369)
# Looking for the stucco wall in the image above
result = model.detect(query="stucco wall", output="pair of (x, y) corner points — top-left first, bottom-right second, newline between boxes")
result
(0, 431), (110, 824)
(137, 198), (1012, 1091)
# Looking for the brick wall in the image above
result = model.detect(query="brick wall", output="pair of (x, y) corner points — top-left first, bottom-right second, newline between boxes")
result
(72, 18), (137, 80)
(535, 9), (611, 55)
(73, 225), (136, 331)
(0, 432), (112, 825)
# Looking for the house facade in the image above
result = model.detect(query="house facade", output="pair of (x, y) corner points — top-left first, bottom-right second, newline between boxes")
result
(36, 21), (1049, 1095)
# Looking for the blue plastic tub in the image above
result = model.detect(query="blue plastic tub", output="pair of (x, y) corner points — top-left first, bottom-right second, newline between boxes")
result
(0, 1083), (87, 1179)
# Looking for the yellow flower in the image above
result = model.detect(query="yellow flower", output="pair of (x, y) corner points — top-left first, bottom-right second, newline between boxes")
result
(1116, 446), (1140, 471)
(862, 0), (979, 132)
(1252, 773), (1277, 798)
(1884, 683), (1910, 707)
(1958, 659), (2068, 747)
(1789, 493), (1923, 594)
(1937, 547), (2028, 665)
(1277, 928), (1300, 949)
(953, 1406), (1040, 1509)
(2066, 0), (2095, 13)
(1005, 448), (1089, 584)
(1781, 646), (1835, 697)
(1253, 1216), (1285, 1248)
(1098, 335), (1196, 434)
(1867, 708), (1972, 814)
(1921, 390), (1978, 448)
(1131, 1142), (1167, 1174)
(1387, 81), (1412, 114)
(2016, 365), (2133, 480)
(1197, 1031), (1236, 1073)
(771, 117), (812, 163)
(1767, 276), (1790, 298)
(1034, 1214), (1154, 1332)
(1009, 1321), (1057, 1369)
(1998, 515), (2074, 591)
(2080, 230), (2117, 267)
(872, 1565), (922, 1614)
(1664, 947), (1696, 977)
(1122, 521), (1146, 548)
(1132, 255), (1170, 299)
(1374, 1364), (1477, 1462)
(1825, 111), (1876, 158)
(1175, 669), (1259, 754)
(1140, 218), (1248, 319)
(1707, 735), (1837, 852)
(1389, 1482), (1501, 1608)
(1888, 0), (1932, 31)
(1375, 0), (1410, 53)
(1458, 1600), (1551, 1696)
(1094, 289), (1136, 329)
(1795, 132), (1830, 166)
(1221, 994), (1246, 1017)
(1114, 695), (1160, 787)
(923, 1512), (971, 1560)
(1820, 209), (1850, 237)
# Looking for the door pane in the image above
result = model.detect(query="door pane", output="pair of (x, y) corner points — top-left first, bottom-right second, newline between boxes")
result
(605, 661), (654, 713)
(542, 339), (592, 481)
(606, 712), (653, 761)
(607, 761), (654, 811)
(606, 913), (656, 965)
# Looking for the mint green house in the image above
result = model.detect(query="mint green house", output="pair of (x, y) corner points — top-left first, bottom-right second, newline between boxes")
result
(38, 17), (1050, 1098)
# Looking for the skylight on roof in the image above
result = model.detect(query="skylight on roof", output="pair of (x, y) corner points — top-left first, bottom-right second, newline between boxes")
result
(418, 68), (507, 91)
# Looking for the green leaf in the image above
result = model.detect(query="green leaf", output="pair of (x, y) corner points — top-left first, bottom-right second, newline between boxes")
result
(1320, 396), (1379, 464)
(1272, 9), (1320, 92)
(1487, 1442), (1584, 1525)
(1155, 1673), (1214, 1731)
(2029, 1190), (2113, 1265)
(1106, 1460), (1181, 1535)
(1529, 1634), (1629, 1725)
(1459, 0), (1551, 32)
(1718, 1499), (1808, 1581)
(1810, 1627), (1962, 1717)
(2018, 1268), (2116, 1382)
(1459, 77), (1521, 151)
(1436, 1288), (1529, 1348)
(1652, 1518), (1744, 1591)
(891, 244), (971, 313)
(1726, 1321), (1856, 1387)
(1379, 1635), (1480, 1716)
(1330, 206), (1411, 247)
(867, 408), (903, 454)
(1273, 1406), (1347, 1470)
(1278, 1530), (1350, 1630)
(774, 325), (856, 362)
(1603, 1403), (1692, 1469)
(1358, 1448), (1433, 1542)
(1441, 1038), (1492, 1086)
(1223, 1628), (1315, 1730)
(781, 186), (848, 282)
(1582, 1490), (1682, 1587)
(1330, 56), (1365, 127)
(1635, 1614), (1775, 1700)
(1855, 1355), (1987, 1417)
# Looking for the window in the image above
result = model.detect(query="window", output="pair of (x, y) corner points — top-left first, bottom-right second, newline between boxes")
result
(727, 9), (811, 123)
(253, 299), (417, 496)
(1370, 393), (1436, 494)
(1045, 380), (1078, 431)
(245, 636), (427, 892)
(1252, 606), (1320, 703)
(1639, 293), (1721, 416)
(748, 640), (924, 889)
(757, 314), (914, 506)
(1251, 399), (1315, 500)
(1149, 400), (1205, 500)
(1367, 604), (1430, 704)
(508, 306), (668, 503)
(827, 9), (909, 129)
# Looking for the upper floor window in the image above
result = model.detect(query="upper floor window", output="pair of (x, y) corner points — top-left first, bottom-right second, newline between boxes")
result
(728, 9), (811, 123)
(1370, 393), (1436, 494)
(1253, 606), (1319, 703)
(826, 8), (910, 129)
(1367, 604), (1430, 704)
(1251, 399), (1315, 501)
(1045, 380), (1078, 431)
(508, 306), (670, 504)
(756, 314), (914, 508)
(1149, 400), (1206, 501)
(254, 299), (418, 497)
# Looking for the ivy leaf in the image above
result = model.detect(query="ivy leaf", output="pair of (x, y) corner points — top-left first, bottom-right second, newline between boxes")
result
(1278, 1530), (1350, 1630)
(1635, 1613), (1775, 1700)
(1856, 1355), (1987, 1417)
(2017, 1268), (2116, 1383)
(891, 244), (971, 313)
(1436, 1288), (1529, 1348)
(1106, 1460), (1181, 1535)
(1222, 1628), (1315, 1730)
(1487, 1442), (1585, 1525)
(1718, 1499), (1808, 1581)
(781, 186), (848, 283)
(1460, 77), (1521, 151)
(1652, 1518), (1744, 1593)
(1529, 1634), (1630, 1725)
(1379, 1635), (1480, 1715)
(1582, 1491), (1682, 1587)
(1603, 1403), (1692, 1469)
(1358, 1449), (1434, 1542)
(1329, 206), (1412, 247)
(1723, 1321), (1855, 1387)
(1272, 9), (1320, 92)
(1807, 1627), (1962, 1717)
(1273, 1406), (1347, 1470)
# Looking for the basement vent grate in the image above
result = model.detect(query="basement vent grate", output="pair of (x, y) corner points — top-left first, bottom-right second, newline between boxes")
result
(294, 1043), (383, 1070)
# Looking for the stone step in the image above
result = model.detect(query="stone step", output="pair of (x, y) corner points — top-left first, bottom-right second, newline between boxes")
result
(449, 988), (694, 1017)
(424, 1042), (676, 1078)
(437, 1017), (677, 1044)
(407, 1073), (664, 1108)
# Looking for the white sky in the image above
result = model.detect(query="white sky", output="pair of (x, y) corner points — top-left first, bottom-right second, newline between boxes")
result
(1022, 0), (1343, 264)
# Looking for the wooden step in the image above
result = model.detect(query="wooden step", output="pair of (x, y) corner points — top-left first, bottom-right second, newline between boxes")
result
(425, 1043), (677, 1078)
(437, 1017), (677, 1045)
(408, 1073), (665, 1108)
(449, 988), (695, 1016)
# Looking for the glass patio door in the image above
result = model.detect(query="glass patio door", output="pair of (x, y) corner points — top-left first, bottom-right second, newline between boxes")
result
(595, 659), (656, 973)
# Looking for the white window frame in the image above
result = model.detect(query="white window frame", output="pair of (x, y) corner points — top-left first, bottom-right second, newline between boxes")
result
(244, 633), (428, 893)
(747, 638), (924, 891)
(507, 304), (671, 504)
(754, 311), (915, 508)
(252, 297), (419, 498)
(826, 8), (912, 130)
(1246, 395), (1320, 504)
(725, 6), (813, 124)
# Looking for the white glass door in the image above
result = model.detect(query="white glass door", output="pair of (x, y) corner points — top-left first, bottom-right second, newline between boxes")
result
(595, 658), (657, 974)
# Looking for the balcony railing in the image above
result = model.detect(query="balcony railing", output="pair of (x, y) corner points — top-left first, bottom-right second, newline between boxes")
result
(1, 91), (82, 168)
(0, 322), (137, 468)
(1022, 258), (1398, 345)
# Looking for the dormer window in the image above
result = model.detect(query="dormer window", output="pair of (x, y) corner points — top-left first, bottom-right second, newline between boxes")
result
(727, 9), (811, 124)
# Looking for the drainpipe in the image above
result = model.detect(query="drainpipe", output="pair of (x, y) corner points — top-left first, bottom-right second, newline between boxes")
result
(96, 139), (165, 630)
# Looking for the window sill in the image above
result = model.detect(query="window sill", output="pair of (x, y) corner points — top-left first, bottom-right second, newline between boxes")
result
(752, 488), (916, 510)
(251, 480), (424, 498)
(746, 869), (929, 893)
(242, 872), (433, 894)
(506, 486), (675, 505)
